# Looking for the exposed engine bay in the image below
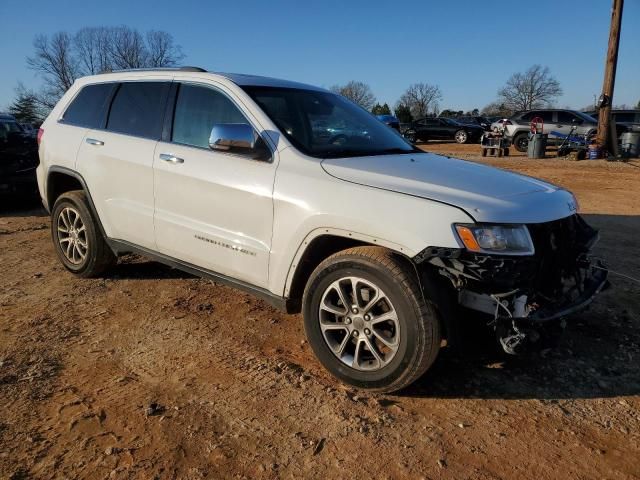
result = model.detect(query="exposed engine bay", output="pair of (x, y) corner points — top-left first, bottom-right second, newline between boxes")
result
(416, 214), (609, 354)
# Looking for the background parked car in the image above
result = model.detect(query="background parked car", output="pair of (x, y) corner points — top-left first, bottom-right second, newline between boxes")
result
(0, 113), (39, 196)
(501, 109), (601, 152)
(19, 123), (38, 138)
(376, 114), (400, 131)
(489, 117), (511, 131)
(586, 109), (640, 132)
(456, 115), (492, 131)
(403, 117), (484, 144)
(500, 109), (632, 152)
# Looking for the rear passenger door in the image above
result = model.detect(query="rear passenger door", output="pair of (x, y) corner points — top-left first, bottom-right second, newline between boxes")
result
(75, 80), (170, 249)
(419, 118), (439, 139)
(152, 82), (276, 289)
(553, 111), (581, 138)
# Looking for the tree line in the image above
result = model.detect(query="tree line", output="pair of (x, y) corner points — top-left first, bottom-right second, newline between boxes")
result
(11, 27), (629, 126)
(9, 26), (184, 122)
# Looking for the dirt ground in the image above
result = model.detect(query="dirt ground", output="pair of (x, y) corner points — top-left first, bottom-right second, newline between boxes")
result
(1, 143), (639, 479)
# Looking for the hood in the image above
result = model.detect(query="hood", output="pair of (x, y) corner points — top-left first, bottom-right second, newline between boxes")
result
(321, 152), (578, 224)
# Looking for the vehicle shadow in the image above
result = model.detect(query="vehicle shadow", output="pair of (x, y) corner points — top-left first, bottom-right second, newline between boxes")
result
(402, 213), (640, 400)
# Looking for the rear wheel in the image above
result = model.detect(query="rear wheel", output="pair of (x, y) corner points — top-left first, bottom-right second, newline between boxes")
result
(302, 247), (441, 392)
(454, 130), (468, 144)
(513, 133), (529, 152)
(404, 130), (417, 144)
(51, 191), (116, 277)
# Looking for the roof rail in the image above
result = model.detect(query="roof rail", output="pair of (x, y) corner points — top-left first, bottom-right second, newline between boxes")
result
(99, 66), (207, 74)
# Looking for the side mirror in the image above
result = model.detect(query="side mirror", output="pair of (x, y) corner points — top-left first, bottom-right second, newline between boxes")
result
(209, 123), (271, 161)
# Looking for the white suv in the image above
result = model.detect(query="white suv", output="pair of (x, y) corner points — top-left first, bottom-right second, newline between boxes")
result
(37, 68), (608, 392)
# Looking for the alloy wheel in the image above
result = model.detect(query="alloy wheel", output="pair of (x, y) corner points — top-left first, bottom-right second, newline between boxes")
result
(57, 206), (88, 265)
(455, 130), (468, 143)
(404, 131), (417, 143)
(318, 276), (400, 371)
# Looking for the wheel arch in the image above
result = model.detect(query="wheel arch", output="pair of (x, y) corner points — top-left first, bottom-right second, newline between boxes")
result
(284, 229), (417, 314)
(47, 168), (84, 209)
(46, 166), (110, 242)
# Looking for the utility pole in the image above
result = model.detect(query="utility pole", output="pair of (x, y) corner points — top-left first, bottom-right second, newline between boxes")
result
(596, 0), (624, 153)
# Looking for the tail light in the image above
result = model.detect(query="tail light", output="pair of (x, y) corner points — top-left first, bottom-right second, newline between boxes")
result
(37, 128), (44, 146)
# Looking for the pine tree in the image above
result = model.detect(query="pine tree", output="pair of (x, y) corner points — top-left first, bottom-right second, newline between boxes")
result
(8, 87), (42, 124)
(371, 103), (392, 115)
(394, 104), (413, 123)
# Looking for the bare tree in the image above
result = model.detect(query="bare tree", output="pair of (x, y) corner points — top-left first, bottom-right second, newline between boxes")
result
(497, 65), (562, 111)
(330, 81), (376, 110)
(26, 26), (185, 114)
(27, 32), (78, 104)
(74, 27), (114, 74)
(398, 83), (442, 119)
(146, 30), (184, 67)
(481, 101), (513, 118)
(108, 26), (147, 69)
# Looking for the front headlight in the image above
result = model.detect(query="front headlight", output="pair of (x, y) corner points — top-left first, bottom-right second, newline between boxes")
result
(454, 224), (534, 255)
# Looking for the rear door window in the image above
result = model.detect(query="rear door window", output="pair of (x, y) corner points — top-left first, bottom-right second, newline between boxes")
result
(614, 112), (635, 122)
(106, 82), (170, 139)
(557, 111), (580, 124)
(62, 83), (117, 128)
(172, 84), (249, 149)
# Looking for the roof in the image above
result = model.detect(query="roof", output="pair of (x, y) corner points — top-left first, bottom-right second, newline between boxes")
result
(93, 67), (324, 92)
(214, 72), (324, 91)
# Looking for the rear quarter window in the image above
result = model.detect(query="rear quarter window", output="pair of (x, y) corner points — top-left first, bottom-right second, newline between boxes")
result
(61, 83), (117, 128)
(106, 82), (170, 139)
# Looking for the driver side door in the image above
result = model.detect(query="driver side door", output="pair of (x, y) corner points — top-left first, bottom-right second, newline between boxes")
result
(153, 82), (276, 289)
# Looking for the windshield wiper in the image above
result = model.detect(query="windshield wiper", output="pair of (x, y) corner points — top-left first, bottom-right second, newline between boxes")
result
(374, 147), (418, 155)
(319, 148), (417, 159)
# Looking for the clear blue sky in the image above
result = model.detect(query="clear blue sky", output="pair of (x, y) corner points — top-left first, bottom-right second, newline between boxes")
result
(1, 0), (638, 112)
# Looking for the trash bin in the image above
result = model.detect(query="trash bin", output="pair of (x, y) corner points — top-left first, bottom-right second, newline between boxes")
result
(527, 133), (547, 159)
(621, 132), (640, 158)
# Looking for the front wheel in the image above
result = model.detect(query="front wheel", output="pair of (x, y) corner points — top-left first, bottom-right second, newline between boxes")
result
(513, 133), (529, 152)
(454, 130), (468, 144)
(302, 247), (441, 392)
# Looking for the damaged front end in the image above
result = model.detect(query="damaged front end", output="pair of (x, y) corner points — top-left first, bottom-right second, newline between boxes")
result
(416, 214), (609, 354)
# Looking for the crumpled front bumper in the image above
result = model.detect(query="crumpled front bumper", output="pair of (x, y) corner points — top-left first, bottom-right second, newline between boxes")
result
(417, 214), (610, 354)
(507, 263), (608, 325)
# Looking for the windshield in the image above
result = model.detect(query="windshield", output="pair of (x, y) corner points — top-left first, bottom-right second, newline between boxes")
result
(243, 86), (417, 159)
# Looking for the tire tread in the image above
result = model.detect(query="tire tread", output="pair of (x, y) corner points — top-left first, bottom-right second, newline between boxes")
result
(306, 246), (441, 393)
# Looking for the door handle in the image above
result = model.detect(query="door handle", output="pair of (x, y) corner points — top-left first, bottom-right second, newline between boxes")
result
(159, 153), (184, 164)
(86, 138), (104, 146)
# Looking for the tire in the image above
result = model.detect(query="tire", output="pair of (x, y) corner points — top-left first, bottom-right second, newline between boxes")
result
(513, 133), (529, 152)
(302, 246), (441, 392)
(454, 130), (468, 144)
(404, 130), (417, 144)
(51, 190), (116, 278)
